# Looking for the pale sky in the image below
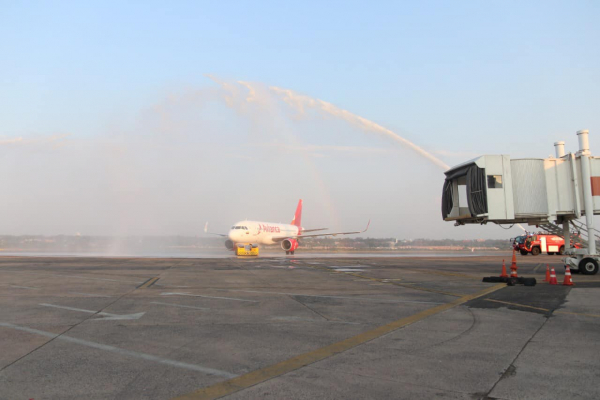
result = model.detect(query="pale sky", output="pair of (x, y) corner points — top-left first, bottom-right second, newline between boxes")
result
(1, 1), (599, 239)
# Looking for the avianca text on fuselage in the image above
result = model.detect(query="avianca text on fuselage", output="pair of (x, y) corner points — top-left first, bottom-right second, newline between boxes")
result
(259, 224), (280, 233)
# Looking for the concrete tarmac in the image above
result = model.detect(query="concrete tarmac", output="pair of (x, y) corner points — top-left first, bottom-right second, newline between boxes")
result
(0, 254), (599, 399)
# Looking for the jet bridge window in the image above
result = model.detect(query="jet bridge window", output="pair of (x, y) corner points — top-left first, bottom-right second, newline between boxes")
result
(487, 175), (503, 189)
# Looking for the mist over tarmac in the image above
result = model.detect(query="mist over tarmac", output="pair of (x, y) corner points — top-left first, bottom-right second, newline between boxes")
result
(1, 77), (516, 240)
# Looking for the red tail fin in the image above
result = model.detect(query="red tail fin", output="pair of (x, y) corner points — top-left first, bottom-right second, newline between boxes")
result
(291, 199), (302, 228)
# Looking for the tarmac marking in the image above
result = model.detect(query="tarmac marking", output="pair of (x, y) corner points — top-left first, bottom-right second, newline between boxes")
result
(68, 292), (112, 298)
(160, 292), (259, 303)
(484, 300), (600, 319)
(138, 277), (160, 289)
(40, 303), (145, 320)
(554, 310), (600, 319)
(172, 283), (506, 400)
(61, 274), (143, 284)
(0, 322), (236, 378)
(484, 299), (550, 312)
(304, 264), (464, 297)
(271, 316), (362, 325)
(533, 263), (544, 272)
(215, 289), (443, 304)
(150, 301), (211, 311)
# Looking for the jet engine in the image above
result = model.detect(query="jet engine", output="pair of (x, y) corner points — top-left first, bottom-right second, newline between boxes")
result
(281, 238), (299, 252)
(225, 240), (234, 250)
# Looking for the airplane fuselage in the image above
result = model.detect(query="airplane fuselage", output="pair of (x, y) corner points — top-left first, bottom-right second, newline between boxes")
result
(228, 221), (300, 245)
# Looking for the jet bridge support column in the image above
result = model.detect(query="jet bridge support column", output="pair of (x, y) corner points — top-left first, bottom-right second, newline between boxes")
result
(578, 130), (596, 255)
(563, 220), (571, 251)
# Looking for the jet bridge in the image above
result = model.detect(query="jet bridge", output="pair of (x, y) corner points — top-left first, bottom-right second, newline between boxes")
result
(442, 130), (600, 274)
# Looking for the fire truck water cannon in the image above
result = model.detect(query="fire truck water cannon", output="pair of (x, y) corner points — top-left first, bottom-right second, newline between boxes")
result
(442, 130), (600, 275)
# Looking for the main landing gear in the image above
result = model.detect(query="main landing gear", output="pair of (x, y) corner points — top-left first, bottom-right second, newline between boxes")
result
(285, 251), (295, 255)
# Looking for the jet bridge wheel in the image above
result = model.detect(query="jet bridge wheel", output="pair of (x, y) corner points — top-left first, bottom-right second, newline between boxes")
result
(579, 258), (599, 275)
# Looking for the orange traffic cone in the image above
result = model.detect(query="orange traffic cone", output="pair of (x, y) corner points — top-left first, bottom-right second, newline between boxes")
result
(500, 260), (509, 278)
(563, 267), (574, 286)
(510, 249), (517, 269)
(544, 265), (550, 282)
(549, 268), (558, 285)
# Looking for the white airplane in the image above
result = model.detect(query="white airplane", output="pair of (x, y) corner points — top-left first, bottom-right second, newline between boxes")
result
(205, 199), (370, 255)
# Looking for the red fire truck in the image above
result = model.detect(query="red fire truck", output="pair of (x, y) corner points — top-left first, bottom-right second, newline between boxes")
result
(518, 234), (566, 256)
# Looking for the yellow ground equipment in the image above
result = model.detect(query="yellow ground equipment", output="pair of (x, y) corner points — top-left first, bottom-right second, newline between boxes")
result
(236, 244), (259, 256)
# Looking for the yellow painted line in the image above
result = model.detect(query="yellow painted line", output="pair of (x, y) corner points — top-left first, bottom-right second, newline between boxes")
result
(138, 277), (159, 289)
(172, 283), (505, 400)
(484, 299), (550, 312)
(555, 311), (600, 319)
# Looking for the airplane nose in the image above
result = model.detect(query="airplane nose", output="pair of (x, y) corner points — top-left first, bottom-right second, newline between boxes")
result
(228, 231), (236, 241)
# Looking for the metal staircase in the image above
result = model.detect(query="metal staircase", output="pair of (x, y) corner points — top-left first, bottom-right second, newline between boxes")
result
(538, 220), (600, 249)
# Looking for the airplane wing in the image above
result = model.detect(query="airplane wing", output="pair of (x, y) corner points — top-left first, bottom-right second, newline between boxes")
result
(301, 228), (329, 233)
(204, 222), (228, 237)
(270, 220), (370, 242)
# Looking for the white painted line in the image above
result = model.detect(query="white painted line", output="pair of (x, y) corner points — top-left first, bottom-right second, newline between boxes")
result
(150, 301), (210, 311)
(61, 275), (142, 284)
(160, 292), (258, 303)
(271, 316), (363, 325)
(9, 285), (38, 289)
(68, 292), (112, 298)
(335, 269), (365, 272)
(215, 289), (443, 304)
(4, 271), (141, 284)
(153, 284), (191, 288)
(0, 322), (236, 378)
(40, 303), (145, 320)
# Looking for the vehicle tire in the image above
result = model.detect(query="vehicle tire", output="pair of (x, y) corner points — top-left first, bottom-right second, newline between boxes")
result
(520, 250), (528, 256)
(579, 258), (599, 275)
(548, 252), (555, 256)
(531, 247), (541, 256)
(558, 246), (565, 255)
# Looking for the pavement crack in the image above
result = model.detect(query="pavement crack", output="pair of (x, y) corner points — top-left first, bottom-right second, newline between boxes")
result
(288, 295), (331, 321)
(482, 316), (550, 399)
(0, 263), (181, 374)
(396, 305), (479, 354)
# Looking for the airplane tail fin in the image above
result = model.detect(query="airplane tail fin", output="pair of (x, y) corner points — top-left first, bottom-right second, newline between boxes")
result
(291, 199), (303, 228)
